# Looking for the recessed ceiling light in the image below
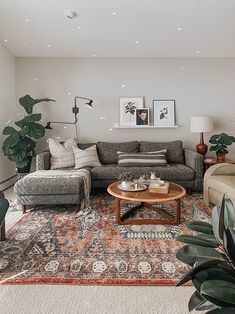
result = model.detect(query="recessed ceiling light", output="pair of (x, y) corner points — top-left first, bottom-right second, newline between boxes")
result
(100, 117), (106, 120)
(47, 44), (51, 48)
(68, 91), (71, 95)
(77, 26), (81, 29)
(3, 39), (8, 43)
(122, 84), (126, 88)
(64, 126), (67, 129)
(109, 128), (113, 131)
(92, 54), (96, 57)
(177, 27), (182, 31)
(25, 18), (30, 23)
(195, 50), (200, 54)
(34, 78), (38, 81)
(135, 41), (139, 44)
(112, 12), (117, 16)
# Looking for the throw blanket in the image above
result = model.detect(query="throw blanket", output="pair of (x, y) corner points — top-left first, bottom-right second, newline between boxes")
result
(25, 169), (92, 216)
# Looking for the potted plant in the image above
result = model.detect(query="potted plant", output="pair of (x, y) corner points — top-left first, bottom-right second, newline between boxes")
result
(209, 133), (235, 162)
(118, 170), (134, 190)
(2, 95), (55, 173)
(176, 195), (235, 313)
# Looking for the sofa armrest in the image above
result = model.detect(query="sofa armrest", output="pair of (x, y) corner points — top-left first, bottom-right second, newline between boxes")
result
(36, 151), (50, 170)
(184, 149), (203, 190)
(204, 163), (235, 178)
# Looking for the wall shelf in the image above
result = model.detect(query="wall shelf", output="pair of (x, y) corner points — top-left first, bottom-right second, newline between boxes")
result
(113, 123), (179, 129)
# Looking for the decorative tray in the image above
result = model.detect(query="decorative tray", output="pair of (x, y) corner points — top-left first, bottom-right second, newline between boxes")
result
(117, 184), (147, 192)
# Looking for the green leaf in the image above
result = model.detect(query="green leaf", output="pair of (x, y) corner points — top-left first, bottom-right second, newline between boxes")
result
(15, 118), (27, 129)
(176, 260), (227, 287)
(225, 228), (235, 263)
(196, 300), (218, 311)
(2, 132), (20, 148)
(19, 95), (55, 114)
(201, 280), (235, 308)
(219, 196), (226, 241)
(176, 245), (224, 267)
(16, 159), (29, 168)
(224, 198), (235, 229)
(212, 205), (223, 245)
(17, 137), (36, 151)
(25, 113), (42, 122)
(188, 290), (207, 312)
(187, 221), (214, 235)
(26, 122), (45, 139)
(7, 150), (27, 162)
(2, 126), (17, 135)
(206, 308), (235, 313)
(192, 267), (235, 295)
(176, 235), (219, 248)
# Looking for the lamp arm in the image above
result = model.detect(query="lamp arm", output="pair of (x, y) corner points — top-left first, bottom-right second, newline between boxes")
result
(74, 96), (92, 105)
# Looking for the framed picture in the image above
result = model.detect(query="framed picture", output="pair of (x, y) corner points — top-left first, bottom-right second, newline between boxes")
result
(119, 97), (144, 126)
(153, 99), (175, 127)
(136, 108), (149, 126)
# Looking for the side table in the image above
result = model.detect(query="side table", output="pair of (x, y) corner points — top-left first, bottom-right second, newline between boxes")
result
(204, 157), (235, 172)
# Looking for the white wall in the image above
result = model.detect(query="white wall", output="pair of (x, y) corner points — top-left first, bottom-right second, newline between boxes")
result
(15, 57), (235, 157)
(0, 43), (15, 184)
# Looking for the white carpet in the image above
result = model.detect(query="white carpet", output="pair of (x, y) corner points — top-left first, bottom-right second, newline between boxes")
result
(0, 285), (197, 314)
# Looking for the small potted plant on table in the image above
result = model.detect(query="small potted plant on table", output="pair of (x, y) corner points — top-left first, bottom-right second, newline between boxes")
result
(209, 133), (235, 162)
(118, 170), (134, 190)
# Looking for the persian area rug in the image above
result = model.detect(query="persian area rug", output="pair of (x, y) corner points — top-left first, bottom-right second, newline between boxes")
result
(0, 194), (211, 286)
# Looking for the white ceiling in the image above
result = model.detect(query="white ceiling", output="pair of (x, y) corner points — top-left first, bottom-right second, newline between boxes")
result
(1, 0), (235, 57)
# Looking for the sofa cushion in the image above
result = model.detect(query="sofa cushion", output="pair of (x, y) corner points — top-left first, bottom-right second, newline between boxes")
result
(139, 141), (184, 164)
(73, 145), (101, 169)
(117, 150), (167, 167)
(97, 141), (139, 164)
(48, 138), (77, 169)
(91, 164), (194, 181)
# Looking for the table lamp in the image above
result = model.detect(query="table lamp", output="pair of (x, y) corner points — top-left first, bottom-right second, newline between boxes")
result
(190, 116), (214, 156)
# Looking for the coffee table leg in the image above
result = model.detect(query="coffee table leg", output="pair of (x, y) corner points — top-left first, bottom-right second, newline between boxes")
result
(175, 198), (181, 224)
(115, 198), (121, 224)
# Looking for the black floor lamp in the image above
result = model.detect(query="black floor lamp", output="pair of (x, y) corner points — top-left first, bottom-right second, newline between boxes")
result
(45, 96), (93, 141)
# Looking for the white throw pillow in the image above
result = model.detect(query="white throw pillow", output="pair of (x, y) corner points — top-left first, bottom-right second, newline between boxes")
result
(48, 137), (77, 169)
(73, 145), (101, 169)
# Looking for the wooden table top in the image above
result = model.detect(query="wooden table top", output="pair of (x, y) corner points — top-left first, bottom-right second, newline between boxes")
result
(107, 182), (186, 203)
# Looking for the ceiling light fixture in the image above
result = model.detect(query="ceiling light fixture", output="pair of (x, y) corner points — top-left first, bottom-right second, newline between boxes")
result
(177, 27), (182, 31)
(92, 54), (96, 57)
(195, 50), (200, 54)
(122, 84), (126, 88)
(112, 12), (117, 16)
(135, 41), (139, 44)
(25, 18), (30, 23)
(64, 10), (77, 19)
(47, 44), (51, 48)
(77, 26), (81, 29)
(3, 39), (8, 43)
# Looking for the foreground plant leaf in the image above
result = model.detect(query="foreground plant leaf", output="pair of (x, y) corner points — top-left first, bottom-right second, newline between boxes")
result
(225, 228), (235, 263)
(176, 234), (219, 248)
(186, 221), (214, 235)
(206, 308), (235, 313)
(176, 260), (226, 286)
(212, 205), (223, 244)
(201, 280), (235, 308)
(176, 245), (224, 267)
(188, 290), (207, 312)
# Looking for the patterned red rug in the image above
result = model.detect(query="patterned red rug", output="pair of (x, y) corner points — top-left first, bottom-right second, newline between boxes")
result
(0, 194), (211, 286)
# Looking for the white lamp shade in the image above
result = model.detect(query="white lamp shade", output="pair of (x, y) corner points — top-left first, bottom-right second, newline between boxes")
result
(190, 116), (214, 133)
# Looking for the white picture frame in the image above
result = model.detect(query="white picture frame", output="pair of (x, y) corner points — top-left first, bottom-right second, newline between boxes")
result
(136, 108), (149, 126)
(119, 97), (144, 126)
(153, 99), (175, 127)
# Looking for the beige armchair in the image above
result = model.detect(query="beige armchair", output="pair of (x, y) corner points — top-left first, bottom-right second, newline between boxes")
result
(203, 163), (235, 206)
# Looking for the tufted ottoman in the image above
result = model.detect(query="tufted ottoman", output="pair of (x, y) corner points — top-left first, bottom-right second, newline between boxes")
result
(14, 170), (86, 213)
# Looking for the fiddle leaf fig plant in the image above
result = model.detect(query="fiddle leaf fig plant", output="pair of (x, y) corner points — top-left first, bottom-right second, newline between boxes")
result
(176, 195), (235, 313)
(209, 133), (235, 156)
(2, 95), (55, 169)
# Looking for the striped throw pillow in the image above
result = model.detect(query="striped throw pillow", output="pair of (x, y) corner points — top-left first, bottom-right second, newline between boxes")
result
(73, 145), (101, 169)
(48, 138), (77, 169)
(117, 150), (167, 167)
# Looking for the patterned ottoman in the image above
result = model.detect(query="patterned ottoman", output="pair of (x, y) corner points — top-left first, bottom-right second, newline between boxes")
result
(14, 170), (86, 213)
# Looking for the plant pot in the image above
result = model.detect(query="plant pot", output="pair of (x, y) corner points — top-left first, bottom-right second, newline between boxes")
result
(216, 154), (225, 163)
(121, 181), (132, 190)
(17, 156), (32, 174)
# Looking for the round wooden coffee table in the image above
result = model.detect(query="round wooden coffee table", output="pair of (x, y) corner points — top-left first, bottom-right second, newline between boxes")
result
(107, 182), (186, 225)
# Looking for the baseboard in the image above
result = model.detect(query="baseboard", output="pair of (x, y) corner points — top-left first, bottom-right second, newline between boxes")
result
(0, 174), (17, 191)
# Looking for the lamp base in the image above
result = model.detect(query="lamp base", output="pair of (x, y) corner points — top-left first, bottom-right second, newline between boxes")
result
(196, 143), (208, 156)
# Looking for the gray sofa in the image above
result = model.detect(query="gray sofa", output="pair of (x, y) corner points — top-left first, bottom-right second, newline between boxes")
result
(15, 140), (203, 208)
